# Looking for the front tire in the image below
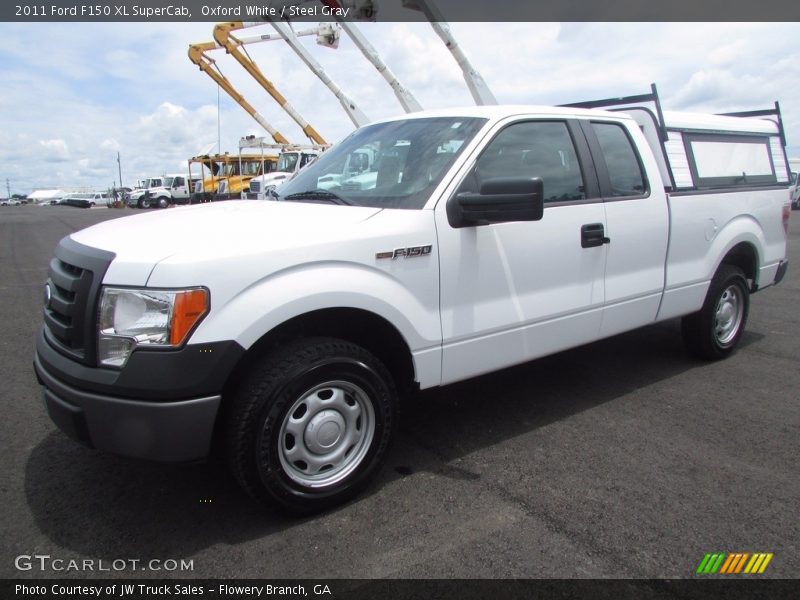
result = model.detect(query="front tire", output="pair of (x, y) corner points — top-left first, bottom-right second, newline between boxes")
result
(156, 196), (169, 209)
(227, 337), (396, 514)
(682, 264), (750, 360)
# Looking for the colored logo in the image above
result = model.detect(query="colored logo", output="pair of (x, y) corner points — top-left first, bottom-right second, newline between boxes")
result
(696, 553), (773, 574)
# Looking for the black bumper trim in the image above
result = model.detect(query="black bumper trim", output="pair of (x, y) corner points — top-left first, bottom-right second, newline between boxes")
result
(35, 353), (221, 462)
(774, 260), (788, 285)
(36, 327), (244, 401)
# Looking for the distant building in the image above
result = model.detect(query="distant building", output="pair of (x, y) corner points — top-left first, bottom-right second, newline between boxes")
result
(28, 189), (66, 204)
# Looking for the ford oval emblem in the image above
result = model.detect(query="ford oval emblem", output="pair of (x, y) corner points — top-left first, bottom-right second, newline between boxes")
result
(44, 283), (52, 309)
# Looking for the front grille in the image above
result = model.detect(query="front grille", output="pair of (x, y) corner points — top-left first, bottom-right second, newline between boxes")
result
(249, 180), (261, 193)
(42, 237), (115, 366)
(44, 258), (93, 359)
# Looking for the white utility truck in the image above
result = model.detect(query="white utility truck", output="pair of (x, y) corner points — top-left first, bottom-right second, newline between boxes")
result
(129, 174), (195, 209)
(35, 92), (791, 513)
(245, 149), (321, 200)
(237, 136), (325, 200)
(126, 177), (164, 208)
(138, 174), (196, 208)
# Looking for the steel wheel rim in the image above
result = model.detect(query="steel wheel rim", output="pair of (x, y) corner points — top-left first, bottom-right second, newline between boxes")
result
(277, 380), (375, 488)
(714, 284), (744, 346)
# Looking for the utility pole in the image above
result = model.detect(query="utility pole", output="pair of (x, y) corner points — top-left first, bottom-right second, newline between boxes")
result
(5, 178), (10, 199)
(117, 152), (123, 189)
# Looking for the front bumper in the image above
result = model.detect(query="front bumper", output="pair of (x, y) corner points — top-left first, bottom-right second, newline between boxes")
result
(34, 327), (244, 462)
(35, 353), (220, 462)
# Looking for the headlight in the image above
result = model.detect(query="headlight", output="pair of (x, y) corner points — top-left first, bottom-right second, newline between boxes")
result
(97, 287), (209, 368)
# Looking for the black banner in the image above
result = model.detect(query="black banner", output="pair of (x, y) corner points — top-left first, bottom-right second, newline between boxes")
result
(4, 579), (800, 600)
(3, 0), (800, 22)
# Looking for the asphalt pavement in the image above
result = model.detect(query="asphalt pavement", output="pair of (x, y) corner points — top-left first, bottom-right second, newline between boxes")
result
(1, 204), (797, 580)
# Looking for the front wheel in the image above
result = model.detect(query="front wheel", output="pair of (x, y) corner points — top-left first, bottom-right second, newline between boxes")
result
(682, 264), (750, 360)
(227, 337), (396, 514)
(156, 196), (169, 209)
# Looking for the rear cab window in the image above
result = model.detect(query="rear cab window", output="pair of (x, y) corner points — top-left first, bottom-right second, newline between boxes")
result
(589, 121), (648, 198)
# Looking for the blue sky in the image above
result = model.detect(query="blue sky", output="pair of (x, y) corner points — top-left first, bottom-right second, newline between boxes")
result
(1, 22), (798, 195)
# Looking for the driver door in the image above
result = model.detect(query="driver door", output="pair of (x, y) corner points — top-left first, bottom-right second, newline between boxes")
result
(436, 118), (608, 385)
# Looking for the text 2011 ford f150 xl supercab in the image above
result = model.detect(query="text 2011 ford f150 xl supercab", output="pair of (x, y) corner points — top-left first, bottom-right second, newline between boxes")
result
(34, 90), (791, 513)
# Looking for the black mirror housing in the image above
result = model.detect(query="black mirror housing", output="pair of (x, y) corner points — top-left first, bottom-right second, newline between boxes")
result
(447, 177), (544, 228)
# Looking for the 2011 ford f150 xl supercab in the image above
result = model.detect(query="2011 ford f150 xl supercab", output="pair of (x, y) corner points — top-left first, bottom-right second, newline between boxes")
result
(34, 91), (791, 513)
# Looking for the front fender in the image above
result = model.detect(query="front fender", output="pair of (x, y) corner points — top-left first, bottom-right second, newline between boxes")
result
(188, 261), (442, 387)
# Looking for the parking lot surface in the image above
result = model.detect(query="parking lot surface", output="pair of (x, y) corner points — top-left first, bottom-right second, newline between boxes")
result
(1, 204), (798, 579)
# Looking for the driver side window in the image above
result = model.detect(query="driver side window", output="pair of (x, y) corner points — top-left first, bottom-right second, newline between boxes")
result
(463, 121), (585, 203)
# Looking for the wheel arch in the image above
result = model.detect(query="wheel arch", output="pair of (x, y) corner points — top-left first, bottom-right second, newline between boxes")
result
(719, 241), (758, 290)
(221, 307), (417, 406)
(707, 215), (764, 290)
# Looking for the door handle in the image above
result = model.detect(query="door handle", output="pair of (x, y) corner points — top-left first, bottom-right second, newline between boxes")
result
(581, 223), (610, 248)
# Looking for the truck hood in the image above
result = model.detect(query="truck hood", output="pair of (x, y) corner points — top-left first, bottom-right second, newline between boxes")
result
(71, 201), (382, 285)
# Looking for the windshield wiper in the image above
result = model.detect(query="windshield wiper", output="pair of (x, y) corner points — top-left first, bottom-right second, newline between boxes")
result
(283, 189), (357, 206)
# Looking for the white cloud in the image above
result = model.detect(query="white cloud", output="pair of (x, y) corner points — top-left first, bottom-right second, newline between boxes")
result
(39, 139), (70, 162)
(100, 139), (120, 152)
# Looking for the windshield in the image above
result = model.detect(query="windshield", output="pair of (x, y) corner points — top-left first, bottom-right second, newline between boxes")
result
(163, 177), (174, 188)
(276, 117), (486, 209)
(241, 160), (263, 177)
(278, 152), (299, 173)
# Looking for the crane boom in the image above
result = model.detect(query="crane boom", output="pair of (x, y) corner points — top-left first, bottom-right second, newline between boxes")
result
(319, 0), (423, 113)
(188, 43), (290, 144)
(402, 0), (497, 105)
(429, 21), (497, 105)
(214, 22), (327, 145)
(254, 20), (371, 128)
(338, 21), (422, 113)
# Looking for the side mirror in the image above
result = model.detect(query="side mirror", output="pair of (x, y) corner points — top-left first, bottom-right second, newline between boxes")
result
(447, 177), (544, 228)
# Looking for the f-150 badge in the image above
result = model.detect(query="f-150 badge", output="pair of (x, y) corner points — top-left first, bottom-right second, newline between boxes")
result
(376, 245), (433, 260)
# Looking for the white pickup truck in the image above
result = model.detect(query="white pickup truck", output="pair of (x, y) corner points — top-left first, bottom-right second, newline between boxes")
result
(34, 92), (791, 513)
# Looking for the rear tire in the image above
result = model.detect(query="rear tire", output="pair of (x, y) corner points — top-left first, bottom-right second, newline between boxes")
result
(227, 337), (396, 515)
(682, 265), (749, 360)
